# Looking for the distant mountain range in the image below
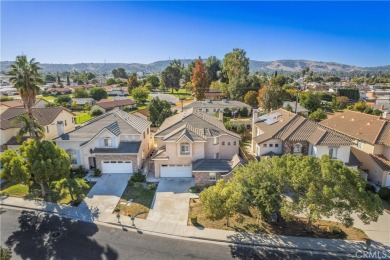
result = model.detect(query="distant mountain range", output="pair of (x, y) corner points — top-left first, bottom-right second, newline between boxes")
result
(1, 59), (389, 74)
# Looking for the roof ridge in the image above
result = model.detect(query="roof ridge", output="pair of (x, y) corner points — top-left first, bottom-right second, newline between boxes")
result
(373, 120), (387, 144)
(276, 114), (301, 140)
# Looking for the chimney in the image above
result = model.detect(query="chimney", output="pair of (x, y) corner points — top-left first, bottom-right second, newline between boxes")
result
(218, 111), (223, 121)
(252, 109), (259, 123)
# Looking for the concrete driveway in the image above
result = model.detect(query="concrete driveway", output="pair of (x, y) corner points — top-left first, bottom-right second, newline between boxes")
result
(76, 173), (131, 221)
(147, 178), (198, 226)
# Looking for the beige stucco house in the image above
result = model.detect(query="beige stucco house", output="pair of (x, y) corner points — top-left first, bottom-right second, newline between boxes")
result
(55, 109), (153, 173)
(320, 110), (390, 187)
(152, 108), (243, 187)
(0, 107), (75, 151)
(0, 98), (49, 114)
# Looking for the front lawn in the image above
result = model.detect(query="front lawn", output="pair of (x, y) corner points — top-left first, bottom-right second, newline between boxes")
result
(0, 181), (95, 205)
(188, 198), (368, 241)
(74, 113), (94, 124)
(41, 95), (57, 101)
(116, 184), (156, 219)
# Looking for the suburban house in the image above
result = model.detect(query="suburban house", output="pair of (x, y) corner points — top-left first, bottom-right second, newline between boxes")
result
(183, 99), (252, 115)
(133, 109), (149, 120)
(0, 107), (75, 150)
(73, 98), (96, 106)
(320, 111), (390, 187)
(103, 85), (127, 96)
(55, 109), (153, 173)
(251, 109), (358, 168)
(46, 88), (73, 95)
(196, 91), (226, 101)
(0, 98), (49, 114)
(152, 108), (243, 187)
(282, 101), (309, 116)
(91, 99), (137, 113)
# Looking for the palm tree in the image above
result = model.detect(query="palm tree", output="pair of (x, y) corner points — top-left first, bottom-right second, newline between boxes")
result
(7, 55), (43, 139)
(11, 114), (45, 143)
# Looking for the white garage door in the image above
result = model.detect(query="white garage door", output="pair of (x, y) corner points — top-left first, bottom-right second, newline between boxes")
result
(160, 165), (192, 178)
(101, 160), (133, 174)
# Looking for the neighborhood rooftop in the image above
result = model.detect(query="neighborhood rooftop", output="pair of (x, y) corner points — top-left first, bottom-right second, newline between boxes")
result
(95, 99), (136, 110)
(183, 100), (252, 110)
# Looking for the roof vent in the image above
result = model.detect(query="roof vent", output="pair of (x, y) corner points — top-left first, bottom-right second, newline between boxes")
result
(341, 116), (344, 118)
(367, 122), (371, 126)
(351, 118), (354, 121)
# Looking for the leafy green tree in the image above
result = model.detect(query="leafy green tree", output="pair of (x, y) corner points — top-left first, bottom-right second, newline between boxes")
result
(89, 87), (108, 101)
(73, 87), (89, 98)
(0, 246), (12, 260)
(7, 55), (43, 139)
(244, 90), (259, 107)
(145, 74), (160, 89)
(55, 95), (72, 104)
(112, 68), (127, 79)
(332, 96), (349, 110)
(210, 81), (229, 97)
(106, 78), (116, 85)
(222, 48), (249, 100)
(90, 109), (103, 116)
(271, 75), (289, 87)
(308, 108), (327, 121)
(45, 74), (56, 82)
(353, 101), (369, 112)
(258, 85), (284, 112)
(84, 102), (91, 111)
(55, 177), (90, 202)
(299, 92), (321, 113)
(148, 97), (174, 127)
(127, 73), (140, 92)
(12, 114), (45, 143)
(161, 65), (181, 93)
(131, 86), (150, 105)
(200, 179), (245, 226)
(66, 75), (70, 86)
(192, 58), (209, 100)
(248, 74), (262, 89)
(1, 140), (71, 197)
(205, 56), (221, 84)
(183, 61), (195, 83)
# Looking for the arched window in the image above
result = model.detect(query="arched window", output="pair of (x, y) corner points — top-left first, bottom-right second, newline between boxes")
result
(103, 137), (112, 147)
(180, 142), (190, 155)
(66, 149), (77, 165)
(293, 143), (302, 154)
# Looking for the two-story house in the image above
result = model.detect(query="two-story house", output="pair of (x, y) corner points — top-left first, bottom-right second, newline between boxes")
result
(0, 107), (75, 151)
(320, 111), (390, 187)
(55, 108), (153, 173)
(251, 109), (358, 168)
(152, 108), (243, 187)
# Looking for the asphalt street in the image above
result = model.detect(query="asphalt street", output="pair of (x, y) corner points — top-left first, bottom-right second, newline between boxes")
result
(0, 207), (360, 260)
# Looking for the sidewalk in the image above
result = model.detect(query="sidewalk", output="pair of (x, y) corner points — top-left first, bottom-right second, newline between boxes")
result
(1, 195), (389, 255)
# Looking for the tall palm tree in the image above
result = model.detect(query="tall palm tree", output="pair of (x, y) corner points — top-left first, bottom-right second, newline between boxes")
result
(11, 114), (45, 143)
(7, 55), (43, 139)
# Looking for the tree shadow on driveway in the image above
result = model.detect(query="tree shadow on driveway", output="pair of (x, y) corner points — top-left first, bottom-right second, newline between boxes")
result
(5, 210), (118, 260)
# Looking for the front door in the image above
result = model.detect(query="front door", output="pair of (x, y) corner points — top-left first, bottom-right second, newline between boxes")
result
(88, 157), (96, 169)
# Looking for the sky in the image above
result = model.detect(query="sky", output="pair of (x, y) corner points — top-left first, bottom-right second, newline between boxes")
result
(1, 1), (390, 67)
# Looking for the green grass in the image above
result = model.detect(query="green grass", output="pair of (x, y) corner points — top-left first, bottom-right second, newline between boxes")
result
(0, 181), (95, 205)
(75, 113), (94, 124)
(117, 185), (156, 219)
(41, 95), (56, 101)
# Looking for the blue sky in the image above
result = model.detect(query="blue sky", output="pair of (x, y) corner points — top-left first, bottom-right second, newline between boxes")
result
(2, 1), (389, 67)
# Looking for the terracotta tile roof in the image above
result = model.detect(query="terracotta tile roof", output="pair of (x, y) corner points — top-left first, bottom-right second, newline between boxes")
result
(0, 98), (45, 108)
(377, 121), (390, 146)
(253, 109), (352, 146)
(135, 109), (149, 117)
(0, 107), (71, 130)
(320, 110), (388, 144)
(370, 154), (390, 171)
(95, 99), (136, 110)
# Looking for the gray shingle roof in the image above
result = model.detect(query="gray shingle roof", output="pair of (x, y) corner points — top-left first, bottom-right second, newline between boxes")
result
(155, 108), (240, 139)
(95, 99), (136, 110)
(192, 154), (244, 172)
(93, 141), (141, 154)
(56, 109), (151, 141)
(183, 100), (252, 110)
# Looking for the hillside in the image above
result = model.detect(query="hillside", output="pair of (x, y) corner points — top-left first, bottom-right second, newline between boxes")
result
(1, 59), (388, 74)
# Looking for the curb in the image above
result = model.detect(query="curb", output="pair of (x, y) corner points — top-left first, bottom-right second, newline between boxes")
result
(0, 202), (367, 255)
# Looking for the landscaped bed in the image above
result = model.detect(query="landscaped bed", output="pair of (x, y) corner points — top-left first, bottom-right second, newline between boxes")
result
(115, 183), (156, 219)
(188, 198), (368, 241)
(0, 181), (95, 206)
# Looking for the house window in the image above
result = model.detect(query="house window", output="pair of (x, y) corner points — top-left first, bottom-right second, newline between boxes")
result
(66, 149), (77, 165)
(228, 142), (231, 146)
(222, 141), (225, 145)
(65, 120), (67, 126)
(46, 126), (50, 133)
(206, 109), (209, 112)
(269, 144), (273, 148)
(147, 128), (149, 135)
(357, 141), (364, 149)
(233, 141), (236, 145)
(263, 144), (267, 148)
(293, 143), (302, 154)
(104, 137), (112, 147)
(329, 147), (338, 159)
(209, 172), (216, 181)
(180, 143), (190, 155)
(143, 132), (145, 139)
(275, 144), (279, 147)
(215, 153), (219, 159)
(72, 117), (75, 123)
(214, 137), (218, 145)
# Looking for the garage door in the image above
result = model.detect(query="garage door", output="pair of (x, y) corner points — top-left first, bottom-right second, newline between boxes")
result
(160, 165), (192, 178)
(101, 160), (133, 174)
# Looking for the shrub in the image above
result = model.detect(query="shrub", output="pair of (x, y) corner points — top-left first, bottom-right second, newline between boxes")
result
(128, 180), (134, 187)
(114, 206), (121, 212)
(93, 168), (102, 177)
(134, 182), (143, 188)
(328, 225), (342, 234)
(90, 109), (103, 116)
(190, 214), (197, 224)
(378, 187), (390, 201)
(147, 183), (157, 190)
(365, 184), (376, 193)
(130, 172), (146, 183)
(188, 186), (198, 193)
